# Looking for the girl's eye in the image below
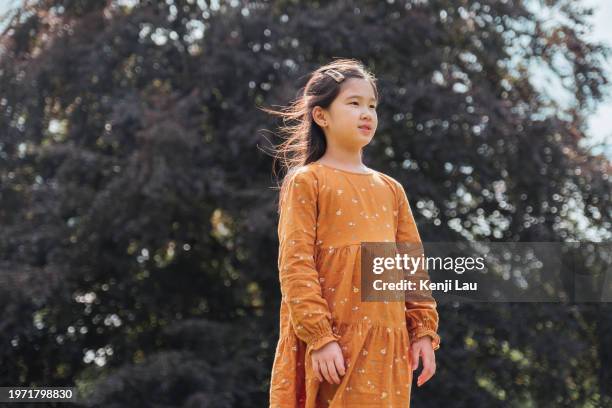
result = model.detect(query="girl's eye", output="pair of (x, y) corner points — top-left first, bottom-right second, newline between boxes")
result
(350, 101), (377, 109)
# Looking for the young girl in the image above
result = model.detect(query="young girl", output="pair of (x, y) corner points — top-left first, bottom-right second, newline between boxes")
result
(265, 59), (441, 407)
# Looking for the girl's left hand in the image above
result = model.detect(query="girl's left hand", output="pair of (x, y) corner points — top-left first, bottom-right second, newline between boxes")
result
(410, 336), (436, 387)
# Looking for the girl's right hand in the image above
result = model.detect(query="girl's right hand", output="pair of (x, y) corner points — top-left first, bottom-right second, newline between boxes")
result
(311, 341), (346, 384)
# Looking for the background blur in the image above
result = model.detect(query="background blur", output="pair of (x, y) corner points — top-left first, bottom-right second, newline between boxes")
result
(0, 0), (610, 407)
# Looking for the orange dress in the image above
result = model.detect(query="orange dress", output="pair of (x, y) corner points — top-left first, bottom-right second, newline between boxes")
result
(269, 162), (441, 408)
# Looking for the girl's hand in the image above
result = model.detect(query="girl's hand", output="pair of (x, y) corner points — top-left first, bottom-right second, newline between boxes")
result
(311, 341), (346, 384)
(410, 336), (436, 387)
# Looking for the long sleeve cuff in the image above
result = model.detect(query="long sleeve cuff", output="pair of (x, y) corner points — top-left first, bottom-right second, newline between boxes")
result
(409, 326), (441, 351)
(296, 316), (341, 351)
(302, 319), (342, 363)
(309, 331), (342, 352)
(405, 302), (441, 351)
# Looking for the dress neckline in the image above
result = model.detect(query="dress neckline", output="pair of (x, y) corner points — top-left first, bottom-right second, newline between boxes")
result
(313, 162), (376, 176)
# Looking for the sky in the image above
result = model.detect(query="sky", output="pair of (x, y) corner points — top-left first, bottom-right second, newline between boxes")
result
(580, 0), (612, 158)
(0, 0), (610, 158)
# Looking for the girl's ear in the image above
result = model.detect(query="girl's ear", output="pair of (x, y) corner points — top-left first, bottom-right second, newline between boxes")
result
(312, 106), (327, 128)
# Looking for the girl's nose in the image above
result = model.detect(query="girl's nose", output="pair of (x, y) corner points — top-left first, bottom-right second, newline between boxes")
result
(361, 111), (374, 121)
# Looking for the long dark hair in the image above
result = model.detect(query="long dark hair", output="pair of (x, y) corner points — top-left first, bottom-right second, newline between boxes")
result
(259, 58), (379, 213)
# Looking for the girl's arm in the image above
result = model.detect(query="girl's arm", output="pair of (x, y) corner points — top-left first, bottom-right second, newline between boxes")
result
(278, 169), (341, 352)
(395, 182), (441, 351)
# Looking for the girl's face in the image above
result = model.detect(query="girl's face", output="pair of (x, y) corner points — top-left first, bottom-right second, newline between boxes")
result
(313, 77), (378, 152)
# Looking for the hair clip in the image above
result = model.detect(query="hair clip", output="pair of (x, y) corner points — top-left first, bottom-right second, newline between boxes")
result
(324, 69), (345, 83)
